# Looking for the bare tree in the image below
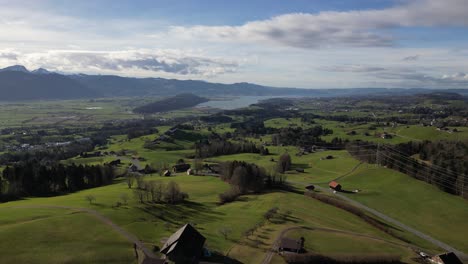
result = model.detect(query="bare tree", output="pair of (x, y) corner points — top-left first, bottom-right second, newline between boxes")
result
(126, 174), (135, 189)
(120, 193), (129, 205)
(85, 195), (96, 205)
(218, 227), (232, 240)
(133, 189), (145, 203)
(193, 158), (203, 174)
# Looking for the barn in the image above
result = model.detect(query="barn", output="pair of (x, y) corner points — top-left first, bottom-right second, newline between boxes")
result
(160, 224), (206, 264)
(430, 252), (463, 264)
(172, 163), (191, 173)
(278, 238), (303, 253)
(329, 181), (342, 191)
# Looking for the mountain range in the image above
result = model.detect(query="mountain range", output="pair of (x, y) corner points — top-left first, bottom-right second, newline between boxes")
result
(0, 65), (466, 101)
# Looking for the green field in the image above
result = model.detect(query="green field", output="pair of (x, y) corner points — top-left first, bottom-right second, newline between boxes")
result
(335, 166), (468, 253)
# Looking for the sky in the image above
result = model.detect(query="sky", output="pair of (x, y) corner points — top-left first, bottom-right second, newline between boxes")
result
(0, 0), (467, 89)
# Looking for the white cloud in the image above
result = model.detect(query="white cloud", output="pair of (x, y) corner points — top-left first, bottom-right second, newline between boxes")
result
(318, 65), (386, 73)
(169, 0), (468, 49)
(1, 49), (240, 77)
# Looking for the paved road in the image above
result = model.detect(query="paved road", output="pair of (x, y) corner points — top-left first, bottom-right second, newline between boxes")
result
(313, 185), (468, 260)
(288, 161), (468, 261)
(5, 205), (156, 259)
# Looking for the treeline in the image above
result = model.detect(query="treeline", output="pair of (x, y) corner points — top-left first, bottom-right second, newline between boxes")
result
(347, 141), (468, 199)
(195, 140), (269, 158)
(0, 160), (115, 201)
(218, 161), (286, 204)
(271, 126), (332, 146)
(0, 141), (95, 164)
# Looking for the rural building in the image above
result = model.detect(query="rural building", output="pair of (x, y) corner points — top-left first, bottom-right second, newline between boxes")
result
(329, 181), (342, 191)
(305, 185), (315, 191)
(129, 164), (139, 172)
(430, 252), (463, 264)
(173, 163), (191, 173)
(160, 224), (206, 264)
(278, 237), (303, 253)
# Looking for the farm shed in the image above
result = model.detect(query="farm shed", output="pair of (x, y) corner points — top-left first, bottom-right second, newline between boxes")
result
(172, 163), (191, 173)
(430, 252), (463, 264)
(160, 224), (206, 264)
(278, 238), (303, 253)
(329, 181), (342, 191)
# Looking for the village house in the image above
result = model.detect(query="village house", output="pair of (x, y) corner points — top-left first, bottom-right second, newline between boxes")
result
(329, 181), (342, 191)
(160, 224), (206, 264)
(172, 163), (191, 173)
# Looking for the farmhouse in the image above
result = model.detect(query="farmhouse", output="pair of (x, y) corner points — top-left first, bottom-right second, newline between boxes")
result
(430, 252), (463, 264)
(278, 237), (304, 253)
(173, 163), (191, 173)
(329, 181), (342, 191)
(160, 224), (206, 264)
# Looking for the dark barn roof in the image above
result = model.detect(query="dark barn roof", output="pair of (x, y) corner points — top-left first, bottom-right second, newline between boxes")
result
(160, 224), (206, 263)
(279, 238), (302, 252)
(434, 252), (463, 264)
(172, 163), (191, 172)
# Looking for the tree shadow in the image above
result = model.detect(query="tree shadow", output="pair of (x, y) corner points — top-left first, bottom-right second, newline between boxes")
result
(137, 200), (225, 226)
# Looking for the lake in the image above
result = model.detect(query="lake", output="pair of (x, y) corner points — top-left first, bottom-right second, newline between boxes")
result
(196, 96), (291, 110)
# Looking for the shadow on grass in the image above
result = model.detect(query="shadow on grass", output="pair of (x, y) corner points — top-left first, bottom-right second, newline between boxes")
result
(138, 200), (225, 226)
(203, 251), (242, 264)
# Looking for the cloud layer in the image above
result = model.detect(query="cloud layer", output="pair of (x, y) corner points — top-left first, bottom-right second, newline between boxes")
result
(0, 49), (239, 77)
(170, 0), (468, 49)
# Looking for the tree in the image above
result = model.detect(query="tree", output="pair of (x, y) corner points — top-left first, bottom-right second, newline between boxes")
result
(85, 195), (96, 205)
(133, 189), (146, 203)
(277, 153), (292, 173)
(120, 193), (129, 205)
(164, 181), (188, 204)
(231, 166), (248, 193)
(126, 175), (135, 189)
(193, 159), (203, 174)
(218, 227), (232, 240)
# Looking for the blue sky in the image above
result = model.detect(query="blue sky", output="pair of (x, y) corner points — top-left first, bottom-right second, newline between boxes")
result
(0, 0), (467, 88)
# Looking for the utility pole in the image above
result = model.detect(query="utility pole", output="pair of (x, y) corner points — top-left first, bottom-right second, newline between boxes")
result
(376, 143), (380, 167)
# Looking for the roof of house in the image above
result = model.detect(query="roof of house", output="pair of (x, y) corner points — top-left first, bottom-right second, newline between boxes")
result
(434, 252), (463, 264)
(172, 163), (191, 169)
(279, 238), (302, 251)
(329, 181), (341, 188)
(160, 224), (206, 257)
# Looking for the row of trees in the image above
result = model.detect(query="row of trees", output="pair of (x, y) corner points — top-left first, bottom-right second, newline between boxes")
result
(195, 140), (268, 158)
(218, 159), (288, 204)
(347, 141), (468, 199)
(132, 179), (188, 204)
(0, 161), (116, 201)
(271, 126), (332, 146)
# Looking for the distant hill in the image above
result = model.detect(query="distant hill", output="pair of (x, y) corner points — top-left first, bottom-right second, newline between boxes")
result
(133, 93), (209, 114)
(0, 66), (99, 101)
(0, 65), (467, 101)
